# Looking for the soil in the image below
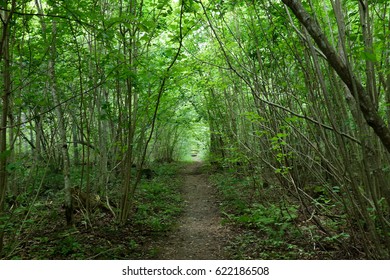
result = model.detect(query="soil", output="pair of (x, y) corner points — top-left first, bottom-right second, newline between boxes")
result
(155, 160), (229, 260)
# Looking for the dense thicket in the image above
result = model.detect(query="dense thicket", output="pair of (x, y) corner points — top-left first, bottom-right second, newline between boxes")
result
(0, 0), (389, 259)
(197, 0), (390, 259)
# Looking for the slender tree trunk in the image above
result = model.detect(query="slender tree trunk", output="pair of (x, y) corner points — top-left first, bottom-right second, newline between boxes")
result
(35, 0), (73, 226)
(0, 0), (15, 255)
(34, 113), (43, 162)
(118, 0), (138, 224)
(48, 21), (73, 226)
(72, 122), (79, 166)
(96, 89), (109, 195)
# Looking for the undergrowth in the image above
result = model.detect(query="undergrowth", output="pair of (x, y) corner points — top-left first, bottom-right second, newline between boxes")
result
(210, 170), (339, 260)
(1, 163), (184, 260)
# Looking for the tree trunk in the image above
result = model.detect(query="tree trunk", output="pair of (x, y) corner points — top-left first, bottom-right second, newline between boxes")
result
(35, 0), (74, 226)
(118, 0), (138, 224)
(48, 21), (73, 226)
(0, 0), (15, 255)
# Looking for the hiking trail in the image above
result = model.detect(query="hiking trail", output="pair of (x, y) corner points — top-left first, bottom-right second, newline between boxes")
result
(156, 161), (229, 260)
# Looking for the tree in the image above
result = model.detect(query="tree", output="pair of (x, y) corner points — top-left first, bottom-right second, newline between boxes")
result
(0, 0), (15, 256)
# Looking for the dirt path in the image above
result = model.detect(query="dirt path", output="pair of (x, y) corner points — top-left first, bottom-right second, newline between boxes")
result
(156, 161), (229, 259)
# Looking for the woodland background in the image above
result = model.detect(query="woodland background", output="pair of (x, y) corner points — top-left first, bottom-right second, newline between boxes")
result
(0, 0), (389, 259)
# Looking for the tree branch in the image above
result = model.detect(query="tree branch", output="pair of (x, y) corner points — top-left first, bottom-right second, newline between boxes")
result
(0, 7), (94, 28)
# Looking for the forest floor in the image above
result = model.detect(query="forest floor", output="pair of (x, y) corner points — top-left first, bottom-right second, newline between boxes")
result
(2, 160), (346, 260)
(2, 160), (233, 260)
(153, 160), (230, 259)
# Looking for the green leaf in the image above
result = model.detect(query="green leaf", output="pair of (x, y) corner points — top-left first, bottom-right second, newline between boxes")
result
(361, 51), (377, 62)
(0, 149), (12, 160)
(14, 97), (24, 106)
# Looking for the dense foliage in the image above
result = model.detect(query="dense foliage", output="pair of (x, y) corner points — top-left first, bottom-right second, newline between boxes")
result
(0, 0), (389, 259)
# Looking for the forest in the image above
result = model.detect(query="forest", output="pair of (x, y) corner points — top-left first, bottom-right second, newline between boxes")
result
(0, 0), (389, 260)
